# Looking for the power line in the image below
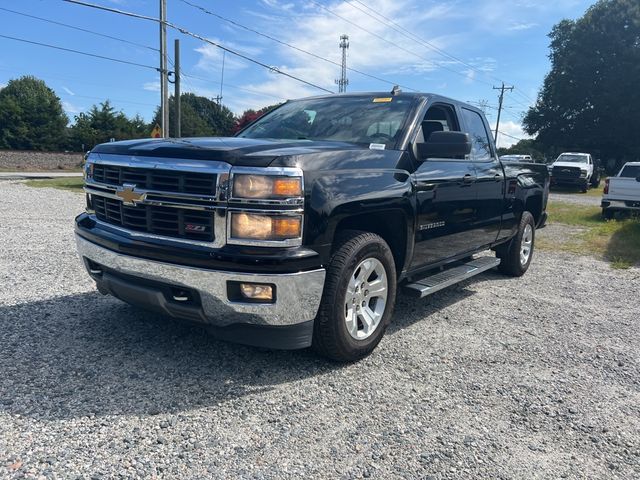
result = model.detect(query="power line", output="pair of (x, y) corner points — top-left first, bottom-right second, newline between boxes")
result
(178, 0), (418, 92)
(62, 0), (334, 94)
(347, 0), (537, 100)
(306, 0), (495, 87)
(497, 130), (525, 142)
(0, 34), (158, 71)
(0, 6), (158, 52)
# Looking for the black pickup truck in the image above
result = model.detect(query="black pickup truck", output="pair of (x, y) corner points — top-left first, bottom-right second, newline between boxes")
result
(75, 91), (549, 361)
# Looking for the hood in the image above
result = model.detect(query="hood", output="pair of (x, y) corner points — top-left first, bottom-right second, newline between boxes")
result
(91, 137), (366, 168)
(552, 161), (588, 169)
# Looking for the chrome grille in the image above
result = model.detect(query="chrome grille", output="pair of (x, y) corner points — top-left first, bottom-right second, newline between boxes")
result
(92, 196), (215, 241)
(92, 164), (217, 196)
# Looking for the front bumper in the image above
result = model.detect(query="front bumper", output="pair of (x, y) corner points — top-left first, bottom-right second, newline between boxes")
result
(76, 235), (326, 348)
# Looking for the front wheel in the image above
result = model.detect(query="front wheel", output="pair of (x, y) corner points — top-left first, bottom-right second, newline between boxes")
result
(312, 231), (397, 362)
(496, 211), (535, 277)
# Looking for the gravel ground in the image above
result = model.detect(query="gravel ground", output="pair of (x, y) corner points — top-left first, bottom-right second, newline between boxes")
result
(1, 181), (639, 479)
(549, 191), (602, 207)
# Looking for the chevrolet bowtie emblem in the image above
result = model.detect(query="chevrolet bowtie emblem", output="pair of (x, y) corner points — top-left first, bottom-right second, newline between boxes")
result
(115, 184), (146, 206)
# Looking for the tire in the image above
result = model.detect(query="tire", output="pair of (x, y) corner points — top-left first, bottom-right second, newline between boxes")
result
(496, 212), (535, 277)
(312, 230), (397, 362)
(602, 208), (614, 220)
(590, 172), (601, 188)
(580, 183), (588, 193)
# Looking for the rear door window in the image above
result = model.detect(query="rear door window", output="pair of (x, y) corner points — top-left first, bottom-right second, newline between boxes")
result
(620, 165), (640, 178)
(461, 108), (493, 162)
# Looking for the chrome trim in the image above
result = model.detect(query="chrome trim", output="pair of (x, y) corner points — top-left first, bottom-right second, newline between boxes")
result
(85, 181), (219, 203)
(226, 209), (304, 247)
(76, 234), (325, 327)
(89, 152), (233, 176)
(85, 184), (222, 212)
(93, 216), (227, 249)
(229, 166), (304, 206)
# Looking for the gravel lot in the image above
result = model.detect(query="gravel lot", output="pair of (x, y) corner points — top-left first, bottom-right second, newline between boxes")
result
(549, 190), (602, 207)
(1, 181), (639, 479)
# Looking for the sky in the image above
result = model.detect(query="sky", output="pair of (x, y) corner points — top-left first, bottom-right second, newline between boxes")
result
(0, 0), (594, 147)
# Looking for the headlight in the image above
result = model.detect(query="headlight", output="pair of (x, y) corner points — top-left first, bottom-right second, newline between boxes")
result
(580, 169), (588, 177)
(229, 212), (302, 243)
(233, 174), (302, 199)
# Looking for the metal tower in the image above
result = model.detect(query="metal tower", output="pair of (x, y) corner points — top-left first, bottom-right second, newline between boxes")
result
(335, 34), (349, 93)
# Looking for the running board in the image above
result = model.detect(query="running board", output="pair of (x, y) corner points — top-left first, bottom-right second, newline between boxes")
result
(403, 257), (501, 298)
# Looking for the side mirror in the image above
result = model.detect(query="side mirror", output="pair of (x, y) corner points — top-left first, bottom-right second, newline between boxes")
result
(417, 131), (472, 160)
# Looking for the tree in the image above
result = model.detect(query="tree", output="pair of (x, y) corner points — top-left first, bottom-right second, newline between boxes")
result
(68, 101), (149, 151)
(523, 0), (640, 166)
(496, 139), (546, 162)
(152, 93), (236, 137)
(0, 76), (68, 150)
(233, 103), (282, 133)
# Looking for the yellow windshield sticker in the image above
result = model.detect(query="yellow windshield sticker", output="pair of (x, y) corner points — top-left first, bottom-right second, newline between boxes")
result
(373, 97), (393, 103)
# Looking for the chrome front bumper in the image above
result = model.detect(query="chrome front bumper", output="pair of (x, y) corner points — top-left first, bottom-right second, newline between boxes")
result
(76, 235), (326, 328)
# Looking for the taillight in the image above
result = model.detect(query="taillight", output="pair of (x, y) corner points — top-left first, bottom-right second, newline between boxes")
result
(604, 178), (609, 194)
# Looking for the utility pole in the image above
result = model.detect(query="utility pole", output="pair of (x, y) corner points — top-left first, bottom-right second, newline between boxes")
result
(174, 38), (181, 138)
(493, 82), (513, 145)
(218, 50), (225, 105)
(335, 34), (349, 93)
(159, 0), (169, 138)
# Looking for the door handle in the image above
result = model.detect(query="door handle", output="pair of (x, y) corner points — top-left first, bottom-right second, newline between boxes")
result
(462, 174), (476, 184)
(494, 173), (503, 182)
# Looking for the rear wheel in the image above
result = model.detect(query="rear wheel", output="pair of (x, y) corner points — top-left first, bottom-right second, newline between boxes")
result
(602, 208), (614, 220)
(496, 211), (535, 277)
(312, 231), (397, 362)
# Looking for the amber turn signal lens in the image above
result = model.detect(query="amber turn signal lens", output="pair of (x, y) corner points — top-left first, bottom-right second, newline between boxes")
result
(272, 217), (302, 238)
(272, 178), (302, 197)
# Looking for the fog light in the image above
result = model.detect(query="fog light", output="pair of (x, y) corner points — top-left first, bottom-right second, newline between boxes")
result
(240, 283), (273, 301)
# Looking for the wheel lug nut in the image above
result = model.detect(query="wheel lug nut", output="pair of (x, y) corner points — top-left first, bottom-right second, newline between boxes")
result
(361, 301), (366, 307)
(365, 290), (369, 296)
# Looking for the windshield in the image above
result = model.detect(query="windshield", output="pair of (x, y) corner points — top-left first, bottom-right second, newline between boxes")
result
(238, 96), (416, 148)
(556, 154), (588, 163)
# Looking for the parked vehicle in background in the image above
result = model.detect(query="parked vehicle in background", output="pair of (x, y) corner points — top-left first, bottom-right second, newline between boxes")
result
(550, 152), (600, 192)
(75, 91), (549, 361)
(601, 162), (640, 219)
(499, 154), (532, 163)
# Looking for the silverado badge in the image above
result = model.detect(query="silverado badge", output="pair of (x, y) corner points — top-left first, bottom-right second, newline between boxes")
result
(116, 184), (147, 206)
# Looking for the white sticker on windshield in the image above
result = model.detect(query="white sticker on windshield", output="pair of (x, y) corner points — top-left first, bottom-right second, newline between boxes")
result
(369, 143), (386, 150)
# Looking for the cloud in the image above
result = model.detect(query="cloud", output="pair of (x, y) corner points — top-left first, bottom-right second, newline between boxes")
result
(194, 40), (262, 76)
(62, 101), (84, 116)
(496, 120), (531, 148)
(508, 22), (538, 31)
(143, 81), (160, 92)
(62, 86), (75, 96)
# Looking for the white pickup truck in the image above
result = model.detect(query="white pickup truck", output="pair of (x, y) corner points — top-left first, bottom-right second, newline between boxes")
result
(602, 162), (640, 219)
(550, 152), (600, 192)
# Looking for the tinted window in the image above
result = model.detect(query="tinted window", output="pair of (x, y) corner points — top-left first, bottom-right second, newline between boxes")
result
(461, 108), (492, 161)
(620, 165), (640, 178)
(239, 96), (416, 148)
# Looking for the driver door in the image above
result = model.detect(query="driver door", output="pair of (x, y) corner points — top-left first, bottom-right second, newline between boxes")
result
(410, 103), (479, 269)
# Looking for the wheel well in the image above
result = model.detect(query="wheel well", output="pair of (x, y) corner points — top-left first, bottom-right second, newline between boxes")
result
(525, 195), (543, 225)
(334, 210), (408, 276)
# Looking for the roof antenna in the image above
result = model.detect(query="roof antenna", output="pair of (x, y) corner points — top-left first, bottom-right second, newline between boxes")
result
(391, 85), (402, 96)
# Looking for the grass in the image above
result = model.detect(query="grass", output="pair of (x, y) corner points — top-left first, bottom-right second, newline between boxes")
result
(550, 184), (605, 197)
(24, 177), (84, 192)
(540, 201), (640, 268)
